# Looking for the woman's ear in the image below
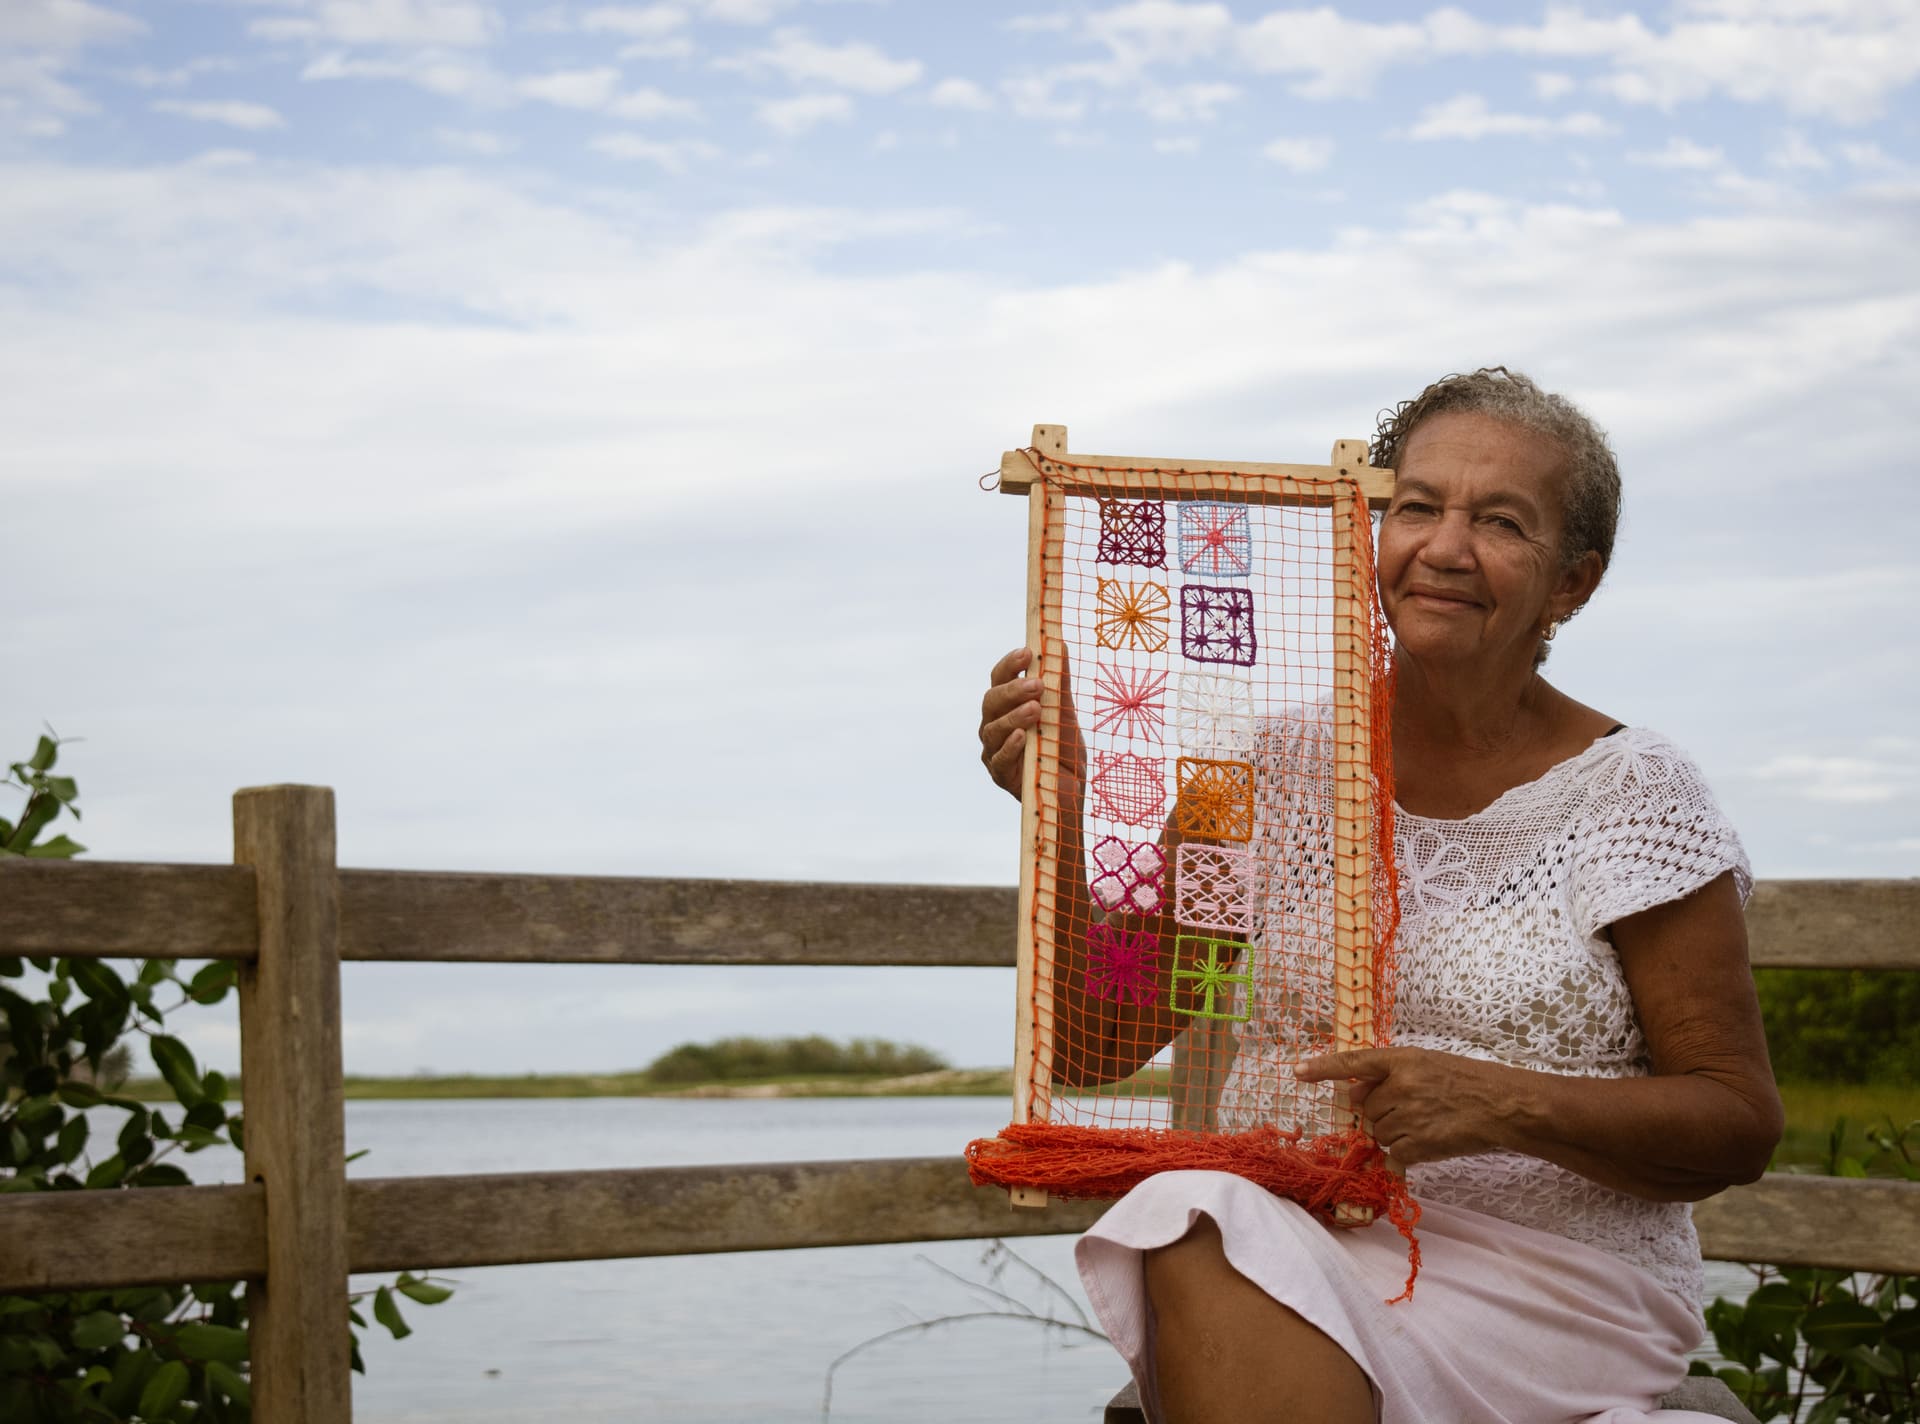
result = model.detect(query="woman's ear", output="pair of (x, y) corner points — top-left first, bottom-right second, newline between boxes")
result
(1552, 549), (1605, 623)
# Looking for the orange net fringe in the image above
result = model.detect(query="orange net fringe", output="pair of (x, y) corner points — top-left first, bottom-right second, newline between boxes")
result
(965, 1122), (1422, 1304)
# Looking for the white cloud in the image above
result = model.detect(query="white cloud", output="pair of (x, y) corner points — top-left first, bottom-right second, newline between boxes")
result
(1628, 137), (1725, 169)
(251, 0), (501, 48)
(606, 87), (698, 119)
(151, 99), (287, 131)
(1004, 12), (1073, 34)
(123, 58), (242, 89)
(1532, 70), (1576, 100)
(723, 28), (922, 94)
(0, 0), (144, 50)
(755, 91), (852, 134)
(516, 65), (621, 109)
(1838, 141), (1903, 173)
(1153, 135), (1197, 154)
(1768, 129), (1829, 170)
(1407, 94), (1617, 141)
(1084, 1), (1234, 68)
(300, 49), (504, 102)
(1139, 80), (1237, 123)
(1747, 754), (1920, 804)
(928, 77), (993, 111)
(579, 4), (685, 38)
(1261, 135), (1333, 173)
(1000, 72), (1084, 122)
(694, 0), (798, 22)
(587, 132), (721, 170)
(433, 125), (515, 155)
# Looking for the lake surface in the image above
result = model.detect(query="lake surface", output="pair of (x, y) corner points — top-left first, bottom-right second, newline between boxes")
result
(117, 1096), (1755, 1422)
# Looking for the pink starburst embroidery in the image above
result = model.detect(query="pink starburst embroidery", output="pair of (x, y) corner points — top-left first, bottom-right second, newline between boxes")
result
(1086, 925), (1161, 1006)
(1091, 663), (1169, 742)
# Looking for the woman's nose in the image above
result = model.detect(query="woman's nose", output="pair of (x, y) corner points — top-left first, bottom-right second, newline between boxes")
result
(1418, 512), (1476, 570)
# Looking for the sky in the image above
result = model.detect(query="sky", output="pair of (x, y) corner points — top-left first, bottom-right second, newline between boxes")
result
(3, 0), (1916, 1080)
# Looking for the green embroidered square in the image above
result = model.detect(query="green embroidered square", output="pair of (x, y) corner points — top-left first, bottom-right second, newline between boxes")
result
(1173, 935), (1253, 1021)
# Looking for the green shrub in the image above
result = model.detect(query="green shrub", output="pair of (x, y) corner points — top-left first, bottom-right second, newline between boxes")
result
(1755, 969), (1920, 1084)
(644, 1034), (948, 1084)
(1698, 1119), (1920, 1421)
(1, 731), (452, 1421)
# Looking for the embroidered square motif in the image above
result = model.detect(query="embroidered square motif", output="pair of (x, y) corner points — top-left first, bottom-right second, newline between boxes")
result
(1090, 836), (1166, 914)
(1097, 499), (1166, 568)
(1085, 925), (1161, 1007)
(1180, 584), (1257, 666)
(1173, 935), (1253, 1021)
(1174, 672), (1254, 757)
(1174, 756), (1254, 842)
(1096, 578), (1171, 654)
(1177, 502), (1252, 580)
(1175, 844), (1254, 933)
(1090, 751), (1167, 828)
(1091, 663), (1168, 743)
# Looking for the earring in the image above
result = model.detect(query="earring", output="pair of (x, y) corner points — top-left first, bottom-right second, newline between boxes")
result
(1541, 618), (1559, 642)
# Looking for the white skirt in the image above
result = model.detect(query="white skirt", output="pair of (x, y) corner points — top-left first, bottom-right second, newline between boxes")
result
(1076, 1170), (1726, 1424)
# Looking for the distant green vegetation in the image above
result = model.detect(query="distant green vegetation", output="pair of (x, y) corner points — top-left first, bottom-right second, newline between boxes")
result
(1755, 968), (1920, 1083)
(643, 1034), (947, 1083)
(1774, 1081), (1918, 1175)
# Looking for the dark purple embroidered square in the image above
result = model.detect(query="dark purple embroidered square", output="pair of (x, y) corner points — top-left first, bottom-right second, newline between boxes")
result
(1097, 499), (1166, 568)
(1181, 584), (1257, 666)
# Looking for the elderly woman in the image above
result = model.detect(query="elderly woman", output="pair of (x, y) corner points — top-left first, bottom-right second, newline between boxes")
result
(975, 369), (1782, 1424)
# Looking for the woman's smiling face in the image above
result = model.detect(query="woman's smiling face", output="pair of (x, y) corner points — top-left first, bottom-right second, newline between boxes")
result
(1376, 410), (1594, 671)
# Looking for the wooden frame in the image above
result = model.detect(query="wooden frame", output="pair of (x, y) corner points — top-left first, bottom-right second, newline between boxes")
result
(997, 425), (1396, 1211)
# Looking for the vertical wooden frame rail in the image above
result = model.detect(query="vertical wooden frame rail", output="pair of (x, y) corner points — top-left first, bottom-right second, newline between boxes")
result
(234, 785), (353, 1423)
(997, 429), (1396, 1211)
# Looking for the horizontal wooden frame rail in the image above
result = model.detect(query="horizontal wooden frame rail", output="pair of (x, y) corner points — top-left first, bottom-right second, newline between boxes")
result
(6, 1158), (1915, 1296)
(997, 443), (1396, 507)
(1, 863), (1913, 969)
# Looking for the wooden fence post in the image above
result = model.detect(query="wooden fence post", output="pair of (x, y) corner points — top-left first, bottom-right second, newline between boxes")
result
(234, 785), (351, 1422)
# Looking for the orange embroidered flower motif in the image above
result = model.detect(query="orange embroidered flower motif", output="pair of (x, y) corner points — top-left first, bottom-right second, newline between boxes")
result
(1095, 578), (1170, 653)
(1173, 757), (1255, 842)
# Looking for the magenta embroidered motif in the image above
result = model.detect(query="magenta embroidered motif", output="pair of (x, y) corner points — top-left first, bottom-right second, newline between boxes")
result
(1086, 924), (1161, 1006)
(1180, 584), (1257, 666)
(1090, 836), (1166, 914)
(1091, 663), (1169, 742)
(1090, 751), (1166, 828)
(1097, 499), (1166, 568)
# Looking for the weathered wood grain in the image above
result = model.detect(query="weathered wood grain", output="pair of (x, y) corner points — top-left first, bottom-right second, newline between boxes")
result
(6, 864), (1911, 970)
(346, 1157), (1108, 1272)
(234, 786), (352, 1424)
(1695, 1175), (1920, 1274)
(336, 870), (1023, 964)
(6, 1161), (1913, 1293)
(1744, 878), (1920, 970)
(0, 1184), (265, 1291)
(0, 860), (255, 958)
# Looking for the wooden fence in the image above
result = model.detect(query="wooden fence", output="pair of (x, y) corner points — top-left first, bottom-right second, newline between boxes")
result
(2, 784), (1917, 1422)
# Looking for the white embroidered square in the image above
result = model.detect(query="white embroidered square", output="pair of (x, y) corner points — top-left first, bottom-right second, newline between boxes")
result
(1174, 672), (1254, 757)
(1175, 843), (1254, 933)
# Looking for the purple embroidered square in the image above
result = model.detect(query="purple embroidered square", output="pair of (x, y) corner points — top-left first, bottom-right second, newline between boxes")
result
(1085, 925), (1161, 1007)
(1177, 502), (1252, 580)
(1174, 844), (1254, 934)
(1097, 499), (1166, 569)
(1090, 836), (1165, 914)
(1180, 584), (1257, 666)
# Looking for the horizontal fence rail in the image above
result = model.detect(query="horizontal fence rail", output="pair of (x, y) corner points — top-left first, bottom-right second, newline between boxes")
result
(6, 1158), (1916, 1296)
(2, 863), (1915, 969)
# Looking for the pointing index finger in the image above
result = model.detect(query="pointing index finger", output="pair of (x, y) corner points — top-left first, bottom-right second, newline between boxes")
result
(1293, 1049), (1395, 1082)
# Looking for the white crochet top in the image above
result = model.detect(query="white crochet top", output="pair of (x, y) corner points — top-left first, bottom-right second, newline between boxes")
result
(1215, 718), (1752, 1307)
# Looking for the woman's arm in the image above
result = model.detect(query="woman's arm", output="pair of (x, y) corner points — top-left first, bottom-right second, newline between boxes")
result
(1297, 871), (1785, 1201)
(979, 647), (1190, 1085)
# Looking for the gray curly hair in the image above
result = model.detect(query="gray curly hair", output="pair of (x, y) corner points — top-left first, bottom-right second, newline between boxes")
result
(1370, 367), (1621, 661)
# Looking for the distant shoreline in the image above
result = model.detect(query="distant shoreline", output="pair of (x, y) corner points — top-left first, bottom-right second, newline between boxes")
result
(107, 1064), (1181, 1101)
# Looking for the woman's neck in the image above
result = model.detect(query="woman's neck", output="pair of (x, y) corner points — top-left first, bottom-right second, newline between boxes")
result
(1390, 646), (1550, 758)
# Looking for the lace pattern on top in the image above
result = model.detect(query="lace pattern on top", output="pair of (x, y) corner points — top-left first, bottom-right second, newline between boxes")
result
(1216, 718), (1752, 1307)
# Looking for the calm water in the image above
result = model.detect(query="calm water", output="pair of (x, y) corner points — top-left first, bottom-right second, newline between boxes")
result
(118, 1096), (1752, 1422)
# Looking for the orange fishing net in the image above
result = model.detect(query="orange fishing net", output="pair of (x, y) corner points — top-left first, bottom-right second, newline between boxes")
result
(967, 442), (1419, 1298)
